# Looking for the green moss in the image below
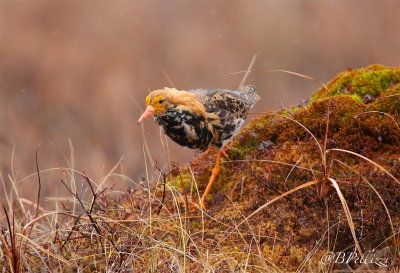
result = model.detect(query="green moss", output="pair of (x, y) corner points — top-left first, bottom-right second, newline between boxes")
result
(168, 172), (195, 191)
(229, 137), (257, 159)
(229, 146), (245, 159)
(345, 93), (363, 103)
(312, 64), (400, 102)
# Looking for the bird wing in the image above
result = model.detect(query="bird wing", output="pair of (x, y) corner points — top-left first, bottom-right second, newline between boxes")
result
(188, 85), (258, 115)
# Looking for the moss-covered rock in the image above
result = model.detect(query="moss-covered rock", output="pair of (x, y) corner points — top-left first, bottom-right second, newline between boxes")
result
(174, 64), (400, 271)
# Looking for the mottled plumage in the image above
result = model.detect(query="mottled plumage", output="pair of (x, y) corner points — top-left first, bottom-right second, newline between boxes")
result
(146, 85), (259, 151)
(138, 85), (260, 209)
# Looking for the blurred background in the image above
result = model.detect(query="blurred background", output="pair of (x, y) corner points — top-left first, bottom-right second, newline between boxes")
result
(0, 1), (399, 202)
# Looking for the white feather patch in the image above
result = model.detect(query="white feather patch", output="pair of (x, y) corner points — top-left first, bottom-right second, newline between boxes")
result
(221, 119), (245, 148)
(182, 122), (198, 140)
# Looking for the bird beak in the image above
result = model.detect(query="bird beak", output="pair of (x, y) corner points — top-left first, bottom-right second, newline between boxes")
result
(137, 105), (155, 123)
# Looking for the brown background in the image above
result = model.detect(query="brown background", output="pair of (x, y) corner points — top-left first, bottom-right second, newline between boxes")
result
(0, 1), (399, 202)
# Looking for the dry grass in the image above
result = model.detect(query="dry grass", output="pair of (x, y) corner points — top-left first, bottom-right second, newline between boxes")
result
(0, 151), (398, 272)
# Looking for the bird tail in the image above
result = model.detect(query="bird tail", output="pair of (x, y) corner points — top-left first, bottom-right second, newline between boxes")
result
(240, 85), (260, 103)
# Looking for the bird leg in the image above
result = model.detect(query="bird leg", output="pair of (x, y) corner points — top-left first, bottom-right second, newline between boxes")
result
(220, 144), (232, 158)
(199, 151), (222, 209)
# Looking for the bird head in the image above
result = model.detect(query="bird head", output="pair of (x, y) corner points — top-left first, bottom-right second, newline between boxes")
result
(137, 88), (207, 123)
(137, 90), (170, 123)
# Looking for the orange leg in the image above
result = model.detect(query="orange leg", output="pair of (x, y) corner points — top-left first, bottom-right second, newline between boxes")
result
(220, 144), (232, 158)
(199, 151), (222, 209)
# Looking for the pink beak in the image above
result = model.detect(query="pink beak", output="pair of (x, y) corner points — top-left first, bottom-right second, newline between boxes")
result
(137, 105), (155, 123)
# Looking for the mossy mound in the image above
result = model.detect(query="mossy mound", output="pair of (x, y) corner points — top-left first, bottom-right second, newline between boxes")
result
(168, 64), (400, 271)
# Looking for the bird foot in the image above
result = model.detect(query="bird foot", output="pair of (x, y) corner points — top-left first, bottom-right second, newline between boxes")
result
(221, 149), (229, 159)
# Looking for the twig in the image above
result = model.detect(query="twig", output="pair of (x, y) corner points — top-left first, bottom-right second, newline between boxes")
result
(35, 146), (42, 219)
(156, 166), (170, 215)
(238, 52), (259, 89)
(59, 178), (105, 250)
(82, 171), (103, 214)
(65, 173), (124, 267)
(2, 203), (20, 272)
(59, 213), (83, 251)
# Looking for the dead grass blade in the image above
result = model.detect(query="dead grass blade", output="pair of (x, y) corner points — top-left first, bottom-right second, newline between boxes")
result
(238, 180), (320, 228)
(326, 148), (400, 185)
(131, 96), (155, 168)
(248, 112), (324, 161)
(334, 159), (397, 250)
(162, 68), (177, 88)
(16, 233), (88, 272)
(328, 177), (363, 257)
(354, 110), (400, 130)
(238, 52), (259, 89)
(0, 232), (14, 272)
(224, 69), (329, 93)
(34, 146), (42, 219)
(95, 155), (124, 194)
(67, 139), (77, 214)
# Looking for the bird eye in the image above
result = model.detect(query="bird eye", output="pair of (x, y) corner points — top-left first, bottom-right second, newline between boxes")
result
(158, 99), (165, 104)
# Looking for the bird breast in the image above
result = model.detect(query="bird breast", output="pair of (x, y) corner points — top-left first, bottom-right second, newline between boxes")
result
(155, 109), (213, 151)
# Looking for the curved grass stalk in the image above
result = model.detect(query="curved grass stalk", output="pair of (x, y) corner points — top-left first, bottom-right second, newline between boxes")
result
(248, 112), (324, 162)
(326, 148), (400, 185)
(16, 233), (87, 272)
(238, 180), (320, 228)
(334, 159), (396, 241)
(328, 178), (363, 257)
(354, 110), (400, 130)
